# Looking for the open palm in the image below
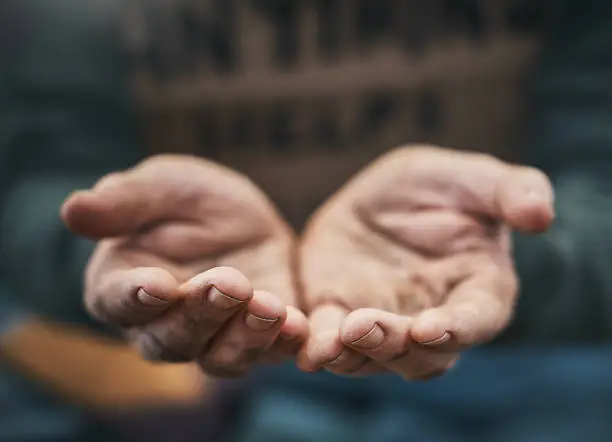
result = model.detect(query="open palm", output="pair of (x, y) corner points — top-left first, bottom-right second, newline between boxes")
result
(62, 155), (307, 378)
(299, 146), (554, 379)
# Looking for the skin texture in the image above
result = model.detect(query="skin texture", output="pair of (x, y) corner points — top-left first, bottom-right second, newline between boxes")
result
(297, 146), (555, 379)
(62, 146), (554, 380)
(61, 155), (308, 378)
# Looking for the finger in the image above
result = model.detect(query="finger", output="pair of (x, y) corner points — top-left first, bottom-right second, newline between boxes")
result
(340, 308), (454, 379)
(297, 303), (367, 374)
(263, 307), (310, 363)
(130, 266), (253, 362)
(200, 290), (286, 377)
(341, 309), (412, 363)
(85, 265), (180, 327)
(421, 150), (555, 232)
(61, 171), (184, 239)
(61, 157), (241, 238)
(177, 266), (254, 344)
(131, 222), (244, 264)
(278, 306), (309, 344)
(496, 165), (555, 233)
(359, 147), (555, 233)
(410, 267), (516, 352)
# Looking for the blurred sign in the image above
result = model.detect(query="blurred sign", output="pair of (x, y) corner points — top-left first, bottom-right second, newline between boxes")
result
(125, 0), (557, 227)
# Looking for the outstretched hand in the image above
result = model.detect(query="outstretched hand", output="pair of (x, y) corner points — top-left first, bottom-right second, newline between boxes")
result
(63, 148), (554, 382)
(298, 146), (554, 379)
(62, 155), (307, 378)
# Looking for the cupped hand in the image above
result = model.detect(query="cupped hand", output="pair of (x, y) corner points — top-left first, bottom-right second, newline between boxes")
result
(298, 146), (554, 379)
(62, 155), (307, 378)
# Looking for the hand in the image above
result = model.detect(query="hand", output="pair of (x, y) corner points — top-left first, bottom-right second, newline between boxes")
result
(298, 146), (554, 379)
(62, 155), (308, 378)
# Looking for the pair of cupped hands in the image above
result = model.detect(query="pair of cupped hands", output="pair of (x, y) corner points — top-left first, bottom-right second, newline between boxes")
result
(61, 146), (554, 380)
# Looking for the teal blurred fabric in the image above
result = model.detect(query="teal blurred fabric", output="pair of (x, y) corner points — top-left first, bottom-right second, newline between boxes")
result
(232, 349), (612, 442)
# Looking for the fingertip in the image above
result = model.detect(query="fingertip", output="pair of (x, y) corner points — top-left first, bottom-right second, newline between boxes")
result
(498, 168), (555, 233)
(296, 351), (318, 373)
(248, 290), (287, 323)
(137, 288), (170, 306)
(508, 195), (555, 233)
(297, 330), (344, 373)
(181, 266), (253, 303)
(296, 343), (320, 372)
(60, 190), (81, 222)
(410, 310), (451, 346)
(129, 267), (181, 303)
(279, 306), (309, 341)
(298, 303), (347, 371)
(340, 308), (381, 345)
(60, 191), (105, 236)
(86, 266), (180, 325)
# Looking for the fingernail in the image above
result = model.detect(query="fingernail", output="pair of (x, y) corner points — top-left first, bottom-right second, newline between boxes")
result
(137, 288), (169, 307)
(325, 350), (349, 366)
(244, 313), (278, 331)
(418, 332), (451, 346)
(209, 287), (243, 310)
(350, 324), (385, 349)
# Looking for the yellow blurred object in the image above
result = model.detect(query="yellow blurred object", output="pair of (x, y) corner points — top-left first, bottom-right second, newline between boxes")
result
(1, 319), (208, 410)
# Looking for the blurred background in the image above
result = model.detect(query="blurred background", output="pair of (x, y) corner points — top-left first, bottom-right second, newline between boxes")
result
(2, 1), (612, 441)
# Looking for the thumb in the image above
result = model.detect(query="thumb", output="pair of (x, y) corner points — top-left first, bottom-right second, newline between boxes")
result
(61, 169), (193, 239)
(495, 165), (555, 233)
(386, 147), (556, 233)
(419, 149), (555, 233)
(297, 303), (348, 372)
(350, 147), (555, 234)
(61, 154), (228, 238)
